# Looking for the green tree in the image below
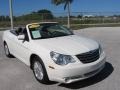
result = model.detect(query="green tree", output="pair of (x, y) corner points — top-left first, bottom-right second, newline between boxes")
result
(77, 15), (83, 18)
(37, 9), (54, 20)
(5, 16), (10, 21)
(16, 9), (54, 22)
(52, 0), (73, 28)
(0, 16), (6, 21)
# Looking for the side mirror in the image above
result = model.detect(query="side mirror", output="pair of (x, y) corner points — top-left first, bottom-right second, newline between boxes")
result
(18, 34), (25, 40)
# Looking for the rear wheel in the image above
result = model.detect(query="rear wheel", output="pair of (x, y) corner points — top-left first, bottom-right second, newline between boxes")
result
(4, 43), (12, 57)
(32, 56), (49, 84)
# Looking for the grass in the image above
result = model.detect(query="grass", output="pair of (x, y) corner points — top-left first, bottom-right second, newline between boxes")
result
(70, 23), (120, 30)
(1, 21), (120, 30)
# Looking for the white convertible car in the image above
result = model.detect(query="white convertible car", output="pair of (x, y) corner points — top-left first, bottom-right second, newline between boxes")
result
(3, 22), (106, 84)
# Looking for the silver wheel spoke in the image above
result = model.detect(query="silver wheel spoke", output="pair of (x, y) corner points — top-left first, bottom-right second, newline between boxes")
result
(34, 61), (44, 80)
(5, 45), (9, 55)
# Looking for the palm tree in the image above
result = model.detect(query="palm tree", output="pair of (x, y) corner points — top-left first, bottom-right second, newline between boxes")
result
(52, 0), (73, 28)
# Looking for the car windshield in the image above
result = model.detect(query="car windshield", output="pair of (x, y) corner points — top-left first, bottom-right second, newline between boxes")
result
(29, 24), (73, 39)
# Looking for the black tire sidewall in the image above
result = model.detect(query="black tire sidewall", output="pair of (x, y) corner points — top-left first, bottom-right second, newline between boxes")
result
(32, 56), (49, 84)
(4, 43), (11, 57)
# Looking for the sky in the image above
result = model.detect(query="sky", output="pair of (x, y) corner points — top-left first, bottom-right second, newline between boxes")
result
(0, 0), (120, 16)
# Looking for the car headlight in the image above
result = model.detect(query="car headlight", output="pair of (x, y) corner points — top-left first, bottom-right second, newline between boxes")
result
(50, 51), (76, 65)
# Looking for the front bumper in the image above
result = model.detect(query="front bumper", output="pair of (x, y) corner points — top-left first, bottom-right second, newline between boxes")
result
(48, 52), (106, 83)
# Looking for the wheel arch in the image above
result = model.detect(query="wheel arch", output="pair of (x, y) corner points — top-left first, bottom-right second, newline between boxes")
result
(30, 54), (38, 69)
(29, 53), (50, 82)
(30, 54), (45, 69)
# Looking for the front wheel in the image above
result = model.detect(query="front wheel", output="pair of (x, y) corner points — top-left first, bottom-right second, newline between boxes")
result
(32, 56), (49, 84)
(4, 43), (12, 57)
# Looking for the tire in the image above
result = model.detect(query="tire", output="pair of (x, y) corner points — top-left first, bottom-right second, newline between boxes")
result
(4, 43), (12, 58)
(32, 56), (49, 84)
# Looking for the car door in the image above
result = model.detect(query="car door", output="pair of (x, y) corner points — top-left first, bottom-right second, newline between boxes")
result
(14, 28), (31, 65)
(6, 29), (21, 55)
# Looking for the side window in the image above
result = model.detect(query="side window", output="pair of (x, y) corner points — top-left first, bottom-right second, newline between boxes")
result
(10, 30), (18, 36)
(16, 28), (23, 35)
(10, 27), (23, 36)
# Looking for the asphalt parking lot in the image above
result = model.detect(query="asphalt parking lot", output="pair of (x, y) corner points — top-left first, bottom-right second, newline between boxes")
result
(0, 27), (120, 90)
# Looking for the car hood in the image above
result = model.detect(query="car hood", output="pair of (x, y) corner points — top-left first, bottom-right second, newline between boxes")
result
(33, 35), (99, 55)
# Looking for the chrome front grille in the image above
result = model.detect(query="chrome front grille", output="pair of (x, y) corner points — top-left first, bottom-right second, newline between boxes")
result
(76, 49), (100, 64)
